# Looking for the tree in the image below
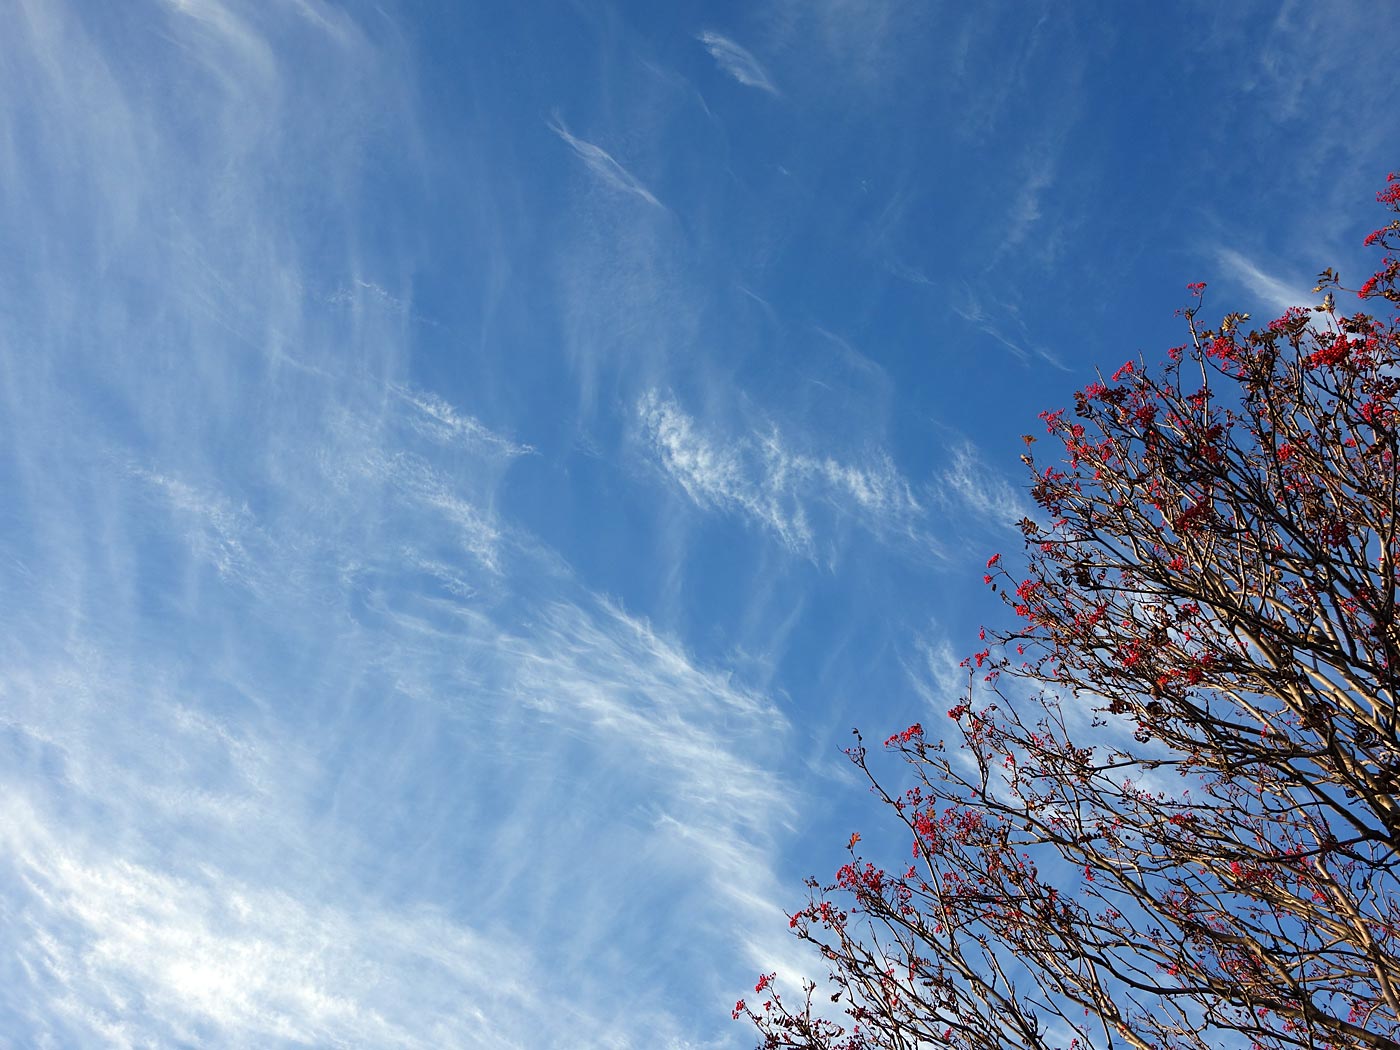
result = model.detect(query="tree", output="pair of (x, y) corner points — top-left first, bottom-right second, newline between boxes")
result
(737, 175), (1400, 1050)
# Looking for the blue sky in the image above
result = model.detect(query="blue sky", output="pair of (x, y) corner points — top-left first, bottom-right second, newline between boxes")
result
(1, 2), (1396, 1047)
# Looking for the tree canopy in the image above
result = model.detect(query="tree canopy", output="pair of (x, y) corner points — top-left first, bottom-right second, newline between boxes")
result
(738, 175), (1400, 1050)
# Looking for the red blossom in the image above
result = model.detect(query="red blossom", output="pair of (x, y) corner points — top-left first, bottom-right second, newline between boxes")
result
(1305, 335), (1351, 369)
(1207, 335), (1236, 361)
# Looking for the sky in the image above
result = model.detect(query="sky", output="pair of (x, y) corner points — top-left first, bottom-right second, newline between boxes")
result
(1, 2), (1397, 1047)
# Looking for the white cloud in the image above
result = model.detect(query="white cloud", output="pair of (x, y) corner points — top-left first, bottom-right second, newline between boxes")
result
(905, 633), (967, 710)
(392, 385), (535, 457)
(514, 597), (790, 828)
(638, 391), (927, 559)
(2, 799), (541, 1050)
(1214, 246), (1313, 316)
(130, 467), (268, 593)
(548, 118), (662, 208)
(1002, 159), (1056, 251)
(638, 391), (807, 550)
(698, 31), (779, 94)
(0, 427), (799, 1046)
(952, 286), (1069, 371)
(937, 440), (1032, 532)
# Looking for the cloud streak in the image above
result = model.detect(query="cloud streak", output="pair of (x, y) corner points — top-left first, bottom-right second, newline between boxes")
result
(698, 31), (779, 94)
(952, 285), (1068, 370)
(637, 391), (928, 560)
(1214, 246), (1313, 316)
(3, 798), (542, 1050)
(392, 385), (535, 457)
(548, 117), (662, 208)
(936, 440), (1033, 533)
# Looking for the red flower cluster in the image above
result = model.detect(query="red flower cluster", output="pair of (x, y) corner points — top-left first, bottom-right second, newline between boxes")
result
(1305, 334), (1351, 369)
(883, 723), (923, 747)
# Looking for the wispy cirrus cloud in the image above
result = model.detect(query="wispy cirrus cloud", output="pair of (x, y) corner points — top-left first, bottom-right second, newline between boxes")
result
(547, 117), (662, 208)
(2, 798), (543, 1050)
(1214, 246), (1313, 316)
(637, 391), (927, 560)
(698, 31), (779, 94)
(936, 439), (1033, 535)
(130, 466), (269, 593)
(999, 156), (1058, 255)
(392, 385), (535, 457)
(0, 3), (808, 1045)
(1, 384), (797, 1048)
(952, 285), (1069, 371)
(0, 537), (797, 1047)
